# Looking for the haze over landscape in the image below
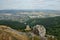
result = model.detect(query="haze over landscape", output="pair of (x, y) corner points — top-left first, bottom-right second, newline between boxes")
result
(0, 0), (60, 22)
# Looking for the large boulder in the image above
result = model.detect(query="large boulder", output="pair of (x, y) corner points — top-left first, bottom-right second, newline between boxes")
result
(33, 25), (46, 37)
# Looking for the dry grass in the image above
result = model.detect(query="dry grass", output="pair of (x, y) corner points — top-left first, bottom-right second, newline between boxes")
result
(0, 25), (29, 40)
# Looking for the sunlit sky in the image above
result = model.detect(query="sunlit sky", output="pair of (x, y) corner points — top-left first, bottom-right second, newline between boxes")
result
(0, 0), (60, 10)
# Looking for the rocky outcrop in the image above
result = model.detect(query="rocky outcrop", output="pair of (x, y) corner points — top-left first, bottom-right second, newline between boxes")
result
(33, 25), (57, 40)
(33, 25), (46, 37)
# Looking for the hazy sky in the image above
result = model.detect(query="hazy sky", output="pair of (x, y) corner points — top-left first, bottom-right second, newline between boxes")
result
(0, 0), (60, 10)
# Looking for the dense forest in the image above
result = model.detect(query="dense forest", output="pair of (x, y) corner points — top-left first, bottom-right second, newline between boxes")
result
(0, 20), (26, 30)
(26, 16), (60, 40)
(0, 16), (60, 40)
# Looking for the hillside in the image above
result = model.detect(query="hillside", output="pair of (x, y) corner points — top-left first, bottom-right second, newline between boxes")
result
(26, 16), (60, 40)
(0, 16), (60, 40)
(0, 25), (29, 40)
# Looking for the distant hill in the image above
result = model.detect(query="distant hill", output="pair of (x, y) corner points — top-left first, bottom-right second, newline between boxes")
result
(0, 10), (60, 18)
(0, 10), (60, 14)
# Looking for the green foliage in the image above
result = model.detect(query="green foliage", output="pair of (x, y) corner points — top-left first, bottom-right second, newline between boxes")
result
(26, 16), (60, 40)
(0, 20), (26, 30)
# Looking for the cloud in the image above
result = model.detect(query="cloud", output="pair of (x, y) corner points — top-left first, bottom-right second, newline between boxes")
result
(0, 0), (60, 10)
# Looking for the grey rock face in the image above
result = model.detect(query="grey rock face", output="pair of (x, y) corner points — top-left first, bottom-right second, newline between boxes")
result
(33, 25), (47, 40)
(33, 25), (46, 37)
